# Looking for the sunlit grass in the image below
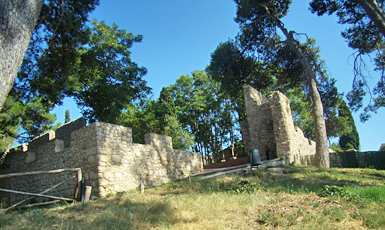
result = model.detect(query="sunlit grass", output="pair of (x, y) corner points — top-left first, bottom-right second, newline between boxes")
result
(1, 166), (384, 229)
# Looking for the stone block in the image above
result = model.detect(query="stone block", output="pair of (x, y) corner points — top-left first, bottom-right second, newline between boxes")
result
(243, 85), (316, 163)
(26, 152), (36, 163)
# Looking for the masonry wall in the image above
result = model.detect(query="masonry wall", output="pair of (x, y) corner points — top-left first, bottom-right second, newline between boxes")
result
(243, 85), (316, 163)
(243, 86), (276, 160)
(0, 118), (203, 205)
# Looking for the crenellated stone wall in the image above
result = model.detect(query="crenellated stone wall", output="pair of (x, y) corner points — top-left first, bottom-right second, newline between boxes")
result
(0, 118), (203, 205)
(243, 85), (317, 164)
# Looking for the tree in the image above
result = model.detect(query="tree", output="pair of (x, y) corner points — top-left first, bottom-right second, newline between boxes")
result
(118, 99), (161, 144)
(338, 100), (360, 150)
(71, 20), (151, 123)
(0, 0), (44, 109)
(208, 39), (348, 142)
(1, 0), (98, 165)
(0, 91), (57, 165)
(167, 71), (241, 160)
(309, 0), (385, 121)
(1, 0), (99, 109)
(207, 40), (277, 120)
(65, 110), (70, 123)
(379, 143), (385, 151)
(156, 87), (195, 150)
(226, 0), (330, 167)
(15, 0), (99, 106)
(117, 92), (195, 151)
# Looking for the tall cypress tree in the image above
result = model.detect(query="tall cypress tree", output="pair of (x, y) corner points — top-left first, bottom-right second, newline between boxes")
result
(65, 110), (70, 123)
(339, 100), (360, 150)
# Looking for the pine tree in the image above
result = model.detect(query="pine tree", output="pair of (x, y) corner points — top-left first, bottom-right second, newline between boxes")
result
(339, 100), (360, 150)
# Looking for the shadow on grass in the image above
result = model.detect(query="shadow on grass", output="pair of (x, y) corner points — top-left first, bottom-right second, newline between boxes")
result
(0, 195), (192, 230)
(244, 166), (384, 194)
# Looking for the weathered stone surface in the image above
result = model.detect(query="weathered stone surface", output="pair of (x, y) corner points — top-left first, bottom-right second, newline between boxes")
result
(243, 85), (317, 163)
(0, 119), (203, 205)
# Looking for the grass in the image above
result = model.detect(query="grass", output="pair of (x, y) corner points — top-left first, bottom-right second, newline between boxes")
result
(1, 165), (384, 229)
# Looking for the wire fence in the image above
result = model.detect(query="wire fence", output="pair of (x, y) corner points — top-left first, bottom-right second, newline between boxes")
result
(330, 151), (385, 170)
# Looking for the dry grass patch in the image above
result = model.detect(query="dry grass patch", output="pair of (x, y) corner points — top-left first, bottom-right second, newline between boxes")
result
(1, 166), (384, 229)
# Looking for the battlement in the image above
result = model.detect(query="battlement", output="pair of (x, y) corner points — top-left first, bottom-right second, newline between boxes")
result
(11, 118), (177, 156)
(1, 119), (202, 205)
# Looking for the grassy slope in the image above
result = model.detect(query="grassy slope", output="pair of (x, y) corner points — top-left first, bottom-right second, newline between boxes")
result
(1, 166), (384, 229)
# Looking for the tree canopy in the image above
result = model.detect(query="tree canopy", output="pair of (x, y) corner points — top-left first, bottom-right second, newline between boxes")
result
(310, 0), (385, 121)
(338, 100), (360, 150)
(1, 2), (152, 162)
(71, 20), (151, 123)
(15, 0), (99, 107)
(208, 0), (331, 167)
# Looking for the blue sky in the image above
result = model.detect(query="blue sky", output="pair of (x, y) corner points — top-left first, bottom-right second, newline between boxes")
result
(53, 0), (385, 151)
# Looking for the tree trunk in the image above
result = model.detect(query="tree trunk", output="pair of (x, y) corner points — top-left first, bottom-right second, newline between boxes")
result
(357, 0), (385, 38)
(270, 13), (330, 168)
(0, 0), (44, 109)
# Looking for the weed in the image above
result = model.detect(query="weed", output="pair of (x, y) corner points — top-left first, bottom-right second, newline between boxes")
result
(318, 185), (359, 201)
(348, 185), (385, 203)
(115, 191), (127, 197)
(1, 166), (384, 229)
(221, 181), (264, 194)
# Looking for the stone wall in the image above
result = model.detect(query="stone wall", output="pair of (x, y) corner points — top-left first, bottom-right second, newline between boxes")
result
(0, 118), (203, 205)
(243, 86), (276, 161)
(243, 85), (316, 163)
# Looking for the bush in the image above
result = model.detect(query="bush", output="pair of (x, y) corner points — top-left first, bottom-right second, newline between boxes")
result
(318, 185), (358, 201)
(220, 181), (264, 194)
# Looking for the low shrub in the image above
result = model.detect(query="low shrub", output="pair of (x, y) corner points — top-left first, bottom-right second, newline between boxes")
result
(220, 181), (264, 194)
(318, 185), (359, 201)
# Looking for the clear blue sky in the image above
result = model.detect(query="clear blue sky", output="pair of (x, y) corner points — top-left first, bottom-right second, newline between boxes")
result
(53, 0), (385, 151)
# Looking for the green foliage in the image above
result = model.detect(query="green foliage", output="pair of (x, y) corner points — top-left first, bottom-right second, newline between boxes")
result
(379, 143), (385, 151)
(349, 185), (385, 203)
(163, 115), (195, 150)
(15, 1), (150, 123)
(207, 40), (279, 120)
(330, 143), (343, 152)
(118, 99), (160, 144)
(1, 0), (102, 163)
(65, 110), (70, 123)
(330, 151), (385, 169)
(220, 181), (264, 194)
(309, 0), (385, 120)
(0, 93), (57, 151)
(156, 87), (195, 150)
(71, 20), (151, 123)
(338, 100), (360, 150)
(318, 185), (358, 201)
(16, 0), (100, 106)
(118, 95), (194, 151)
(208, 38), (346, 141)
(167, 71), (241, 156)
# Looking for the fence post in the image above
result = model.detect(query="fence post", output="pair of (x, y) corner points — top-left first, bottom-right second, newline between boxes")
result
(73, 168), (82, 199)
(84, 186), (92, 203)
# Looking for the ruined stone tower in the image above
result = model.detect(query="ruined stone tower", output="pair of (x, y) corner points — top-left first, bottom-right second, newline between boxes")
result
(242, 85), (316, 162)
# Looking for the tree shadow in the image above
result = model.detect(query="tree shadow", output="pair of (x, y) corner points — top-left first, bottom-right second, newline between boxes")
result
(25, 196), (193, 229)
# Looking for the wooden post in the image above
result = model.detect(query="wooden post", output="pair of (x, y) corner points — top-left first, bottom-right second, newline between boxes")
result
(84, 186), (92, 203)
(73, 168), (82, 199)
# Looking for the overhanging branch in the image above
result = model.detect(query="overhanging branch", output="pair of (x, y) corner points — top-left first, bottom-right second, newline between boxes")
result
(241, 40), (287, 55)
